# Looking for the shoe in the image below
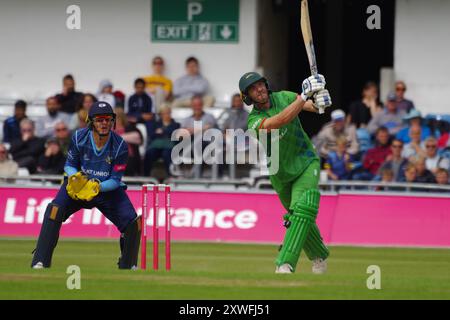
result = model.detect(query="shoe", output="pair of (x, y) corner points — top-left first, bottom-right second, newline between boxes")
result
(275, 263), (293, 274)
(312, 258), (327, 274)
(32, 262), (44, 269)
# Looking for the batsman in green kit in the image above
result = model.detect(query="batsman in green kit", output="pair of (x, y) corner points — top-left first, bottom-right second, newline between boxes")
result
(239, 72), (332, 274)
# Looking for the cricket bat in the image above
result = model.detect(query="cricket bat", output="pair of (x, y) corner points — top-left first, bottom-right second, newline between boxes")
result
(300, 0), (324, 114)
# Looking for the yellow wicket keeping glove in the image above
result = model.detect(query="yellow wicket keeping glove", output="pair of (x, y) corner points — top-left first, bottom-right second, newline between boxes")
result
(66, 171), (89, 200)
(76, 179), (101, 202)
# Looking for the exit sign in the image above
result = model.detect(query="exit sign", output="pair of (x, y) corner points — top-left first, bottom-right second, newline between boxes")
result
(151, 0), (239, 43)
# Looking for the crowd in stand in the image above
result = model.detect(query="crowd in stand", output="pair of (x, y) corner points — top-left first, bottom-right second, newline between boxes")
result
(315, 81), (450, 186)
(0, 56), (249, 180)
(0, 57), (449, 187)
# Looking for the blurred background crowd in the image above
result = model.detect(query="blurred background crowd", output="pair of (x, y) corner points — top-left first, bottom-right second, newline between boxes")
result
(1, 55), (449, 187)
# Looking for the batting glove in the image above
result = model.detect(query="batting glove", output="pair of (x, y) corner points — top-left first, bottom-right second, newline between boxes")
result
(313, 89), (332, 110)
(300, 74), (326, 101)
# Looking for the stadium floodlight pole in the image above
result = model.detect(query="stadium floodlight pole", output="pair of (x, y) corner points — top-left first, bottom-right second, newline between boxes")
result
(140, 185), (148, 270)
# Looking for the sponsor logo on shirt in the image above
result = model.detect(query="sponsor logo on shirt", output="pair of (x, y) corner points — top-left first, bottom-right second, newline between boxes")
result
(81, 167), (110, 178)
(113, 164), (127, 172)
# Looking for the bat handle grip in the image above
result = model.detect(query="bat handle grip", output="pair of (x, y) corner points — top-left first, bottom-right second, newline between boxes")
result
(318, 107), (325, 114)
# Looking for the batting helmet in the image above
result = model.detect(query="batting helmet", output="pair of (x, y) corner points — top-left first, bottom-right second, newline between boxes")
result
(238, 72), (270, 105)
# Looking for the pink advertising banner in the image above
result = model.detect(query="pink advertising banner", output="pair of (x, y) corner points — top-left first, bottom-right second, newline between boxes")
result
(0, 187), (449, 247)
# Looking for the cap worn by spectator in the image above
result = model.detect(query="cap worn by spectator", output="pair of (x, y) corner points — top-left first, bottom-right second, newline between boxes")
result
(403, 109), (422, 122)
(387, 92), (397, 102)
(331, 109), (345, 122)
(396, 109), (432, 143)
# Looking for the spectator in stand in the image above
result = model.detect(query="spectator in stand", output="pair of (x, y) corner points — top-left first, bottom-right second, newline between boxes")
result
(324, 136), (354, 181)
(35, 96), (70, 139)
(55, 74), (83, 114)
(97, 80), (116, 108)
(36, 137), (66, 174)
(367, 92), (406, 136)
(220, 93), (249, 131)
(114, 108), (143, 176)
(218, 94), (249, 178)
(127, 78), (154, 124)
(73, 109), (88, 131)
(3, 100), (27, 143)
(143, 106), (180, 177)
(394, 81), (415, 113)
(374, 168), (399, 191)
(53, 122), (71, 156)
(180, 95), (218, 134)
(424, 137), (450, 174)
(400, 163), (418, 183)
(437, 119), (450, 148)
(355, 128), (373, 161)
(412, 156), (436, 183)
(402, 125), (425, 160)
(113, 91), (126, 109)
(69, 93), (97, 130)
(396, 109), (431, 143)
(347, 82), (383, 129)
(178, 95), (218, 177)
(172, 56), (215, 109)
(358, 127), (392, 180)
(380, 168), (394, 183)
(9, 119), (45, 174)
(0, 143), (18, 177)
(144, 56), (173, 103)
(435, 168), (449, 186)
(378, 139), (408, 181)
(315, 109), (359, 160)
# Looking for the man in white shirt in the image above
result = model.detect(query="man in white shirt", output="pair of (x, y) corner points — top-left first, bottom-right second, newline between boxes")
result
(424, 137), (450, 174)
(35, 96), (70, 139)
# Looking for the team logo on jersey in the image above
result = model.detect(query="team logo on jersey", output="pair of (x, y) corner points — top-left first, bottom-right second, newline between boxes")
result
(83, 154), (90, 161)
(105, 156), (112, 164)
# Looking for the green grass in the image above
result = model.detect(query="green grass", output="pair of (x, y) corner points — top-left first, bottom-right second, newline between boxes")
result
(0, 239), (449, 299)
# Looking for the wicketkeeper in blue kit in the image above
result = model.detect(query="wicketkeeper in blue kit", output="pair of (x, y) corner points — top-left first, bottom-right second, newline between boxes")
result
(31, 101), (141, 269)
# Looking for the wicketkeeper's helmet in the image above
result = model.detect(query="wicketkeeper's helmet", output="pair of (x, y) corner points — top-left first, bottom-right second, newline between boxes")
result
(87, 101), (116, 129)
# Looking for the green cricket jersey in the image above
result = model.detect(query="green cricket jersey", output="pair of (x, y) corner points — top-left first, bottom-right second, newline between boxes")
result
(247, 91), (319, 187)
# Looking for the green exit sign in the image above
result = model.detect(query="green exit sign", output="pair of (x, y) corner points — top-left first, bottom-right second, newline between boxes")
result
(152, 0), (239, 43)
